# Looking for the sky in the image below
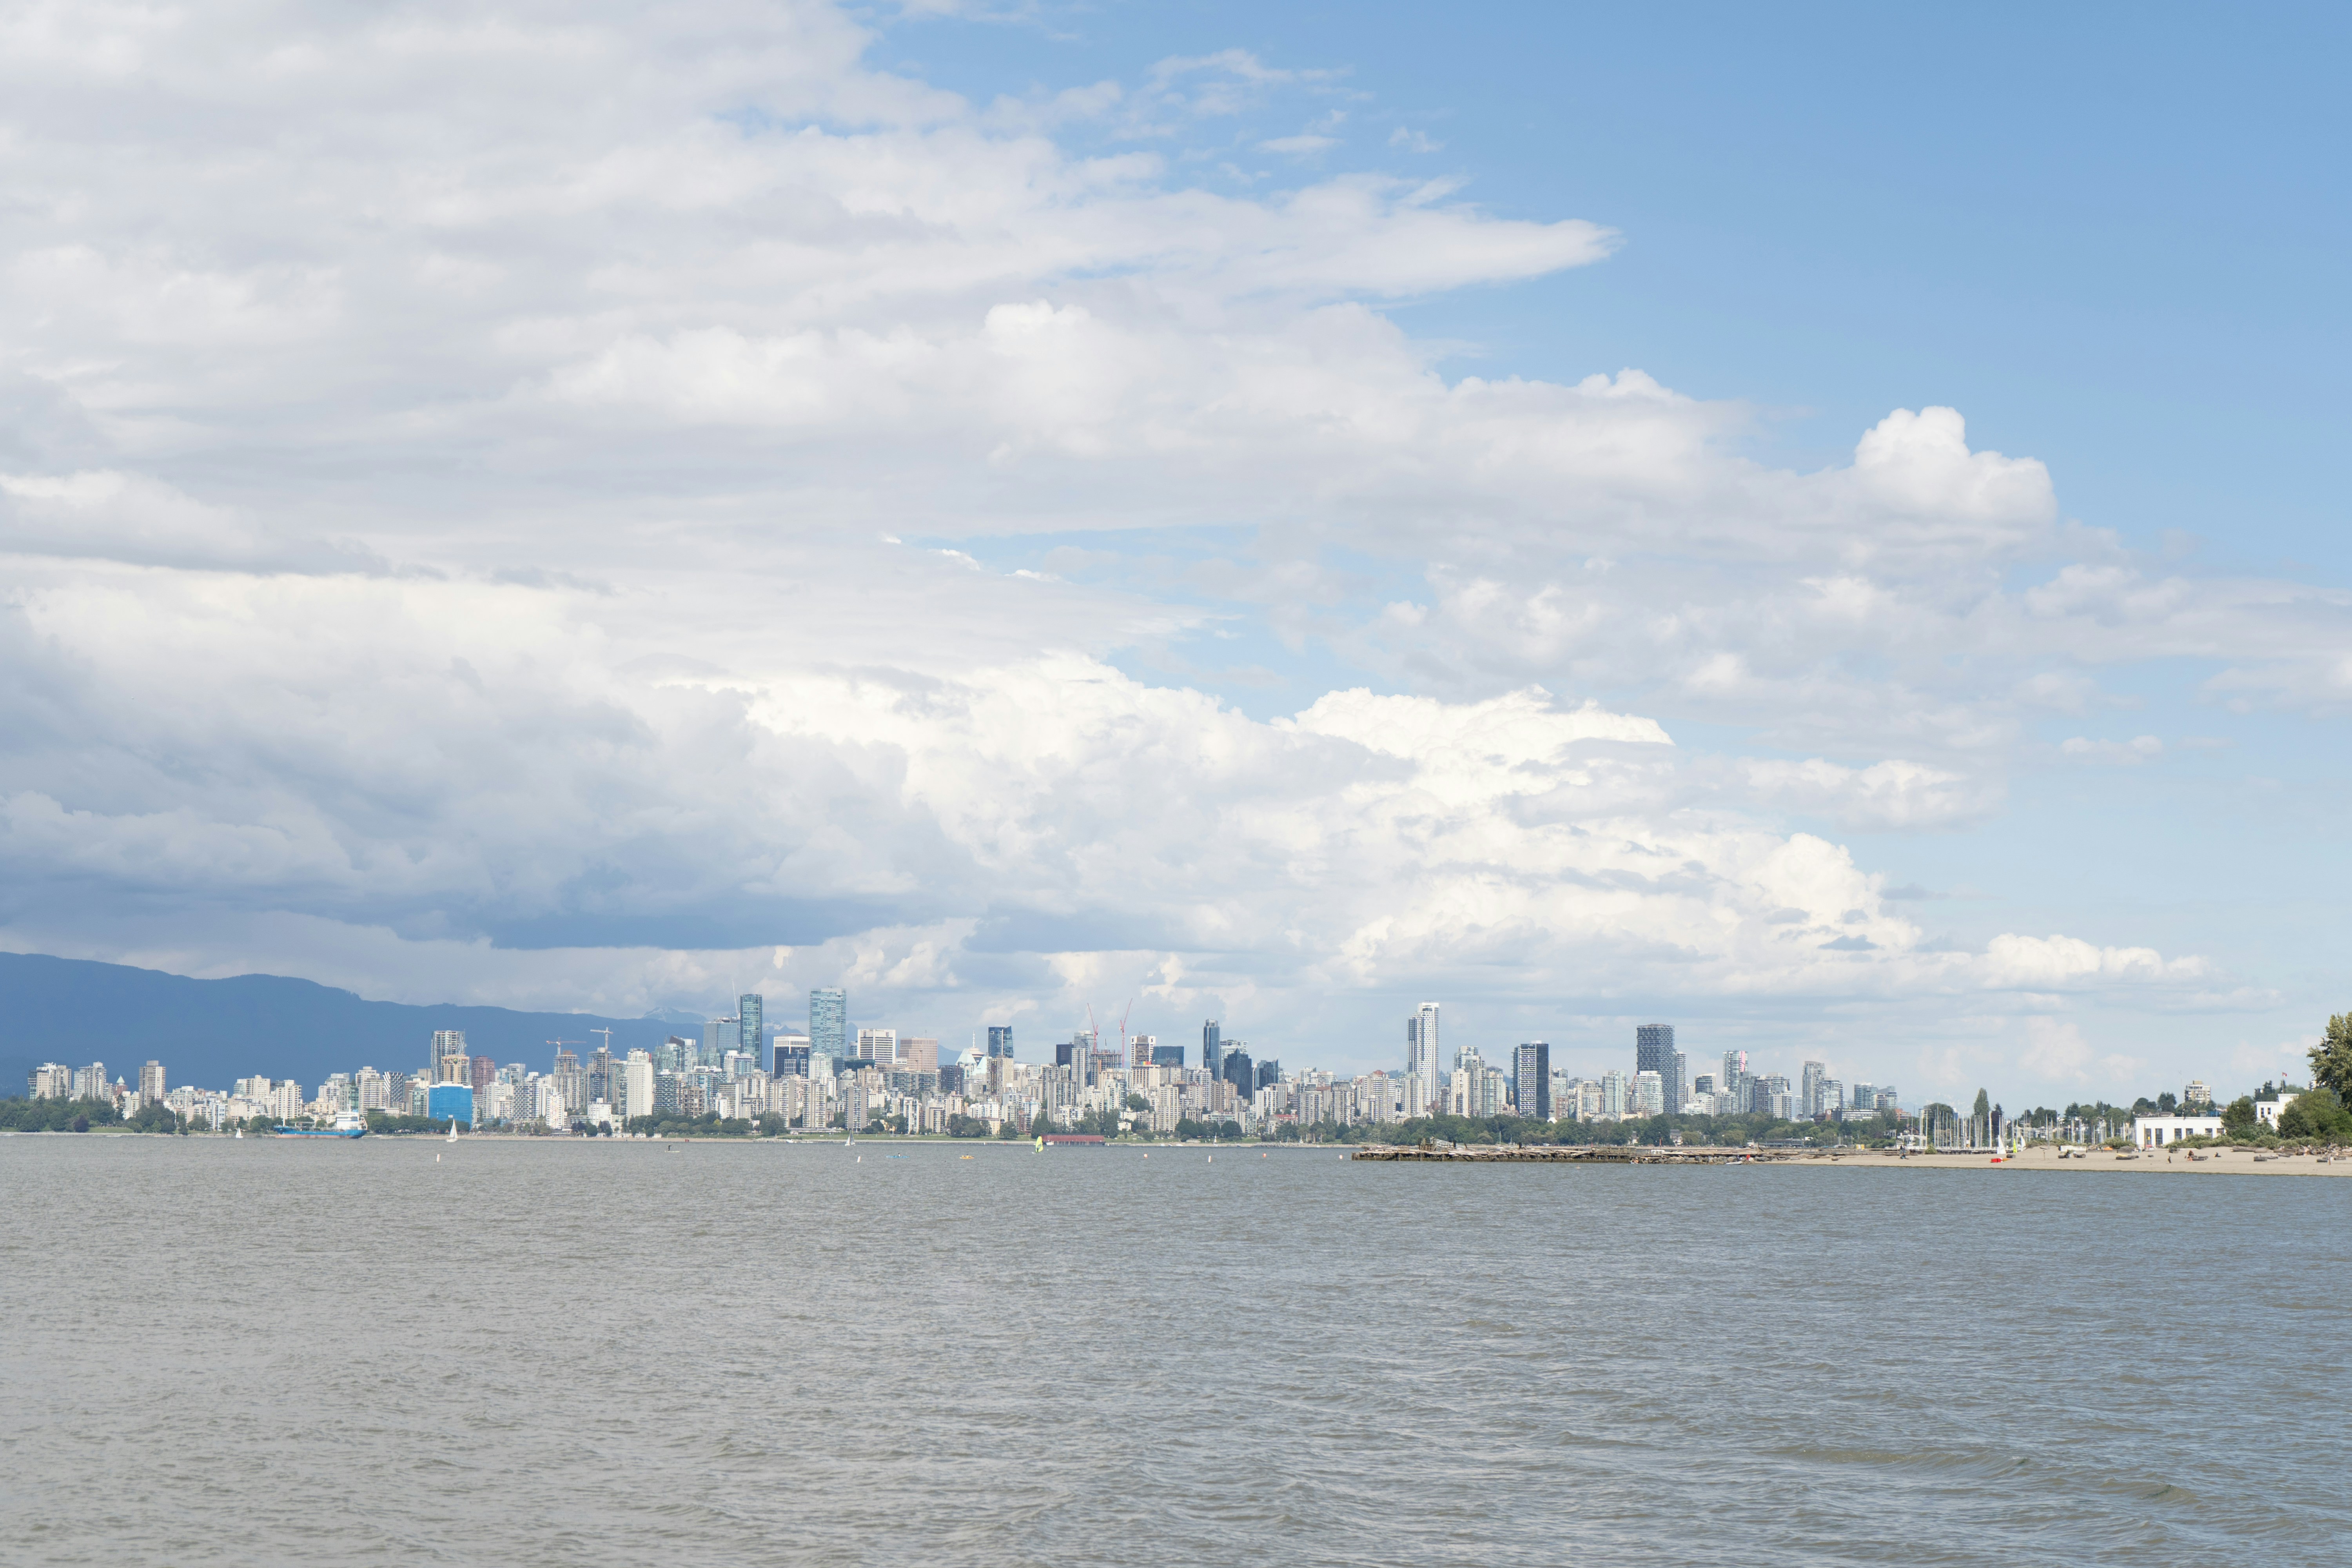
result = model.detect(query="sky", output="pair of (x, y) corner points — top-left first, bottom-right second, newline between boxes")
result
(1, 0), (2346, 1104)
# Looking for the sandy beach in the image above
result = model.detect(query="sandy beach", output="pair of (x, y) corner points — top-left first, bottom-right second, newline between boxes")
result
(1820, 1143), (2352, 1176)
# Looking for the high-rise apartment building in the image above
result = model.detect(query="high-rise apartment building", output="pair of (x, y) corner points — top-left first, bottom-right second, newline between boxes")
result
(857, 1028), (899, 1065)
(739, 995), (763, 1064)
(809, 989), (847, 1065)
(1632, 1070), (1664, 1116)
(470, 1054), (495, 1093)
(1600, 1070), (1626, 1119)
(1129, 1033), (1156, 1069)
(902, 1036), (939, 1073)
(2183, 1079), (2213, 1109)
(1203, 1020), (1224, 1084)
(1720, 1050), (1748, 1111)
(622, 1051), (655, 1121)
(1514, 1042), (1551, 1121)
(1635, 1025), (1678, 1112)
(1800, 1060), (1827, 1118)
(139, 1060), (165, 1102)
(1150, 1044), (1184, 1069)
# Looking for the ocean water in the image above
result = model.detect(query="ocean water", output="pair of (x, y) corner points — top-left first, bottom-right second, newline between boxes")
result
(3, 1135), (2347, 1566)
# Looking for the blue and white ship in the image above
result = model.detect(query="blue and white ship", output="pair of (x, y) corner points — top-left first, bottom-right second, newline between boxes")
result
(276, 1109), (367, 1138)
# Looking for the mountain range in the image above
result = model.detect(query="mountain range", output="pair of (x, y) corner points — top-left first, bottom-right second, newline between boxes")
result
(0, 951), (708, 1099)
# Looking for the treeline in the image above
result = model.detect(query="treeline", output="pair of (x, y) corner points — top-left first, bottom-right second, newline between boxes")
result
(0, 1096), (125, 1132)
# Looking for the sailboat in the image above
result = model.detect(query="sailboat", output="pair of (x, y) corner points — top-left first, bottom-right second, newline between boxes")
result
(446, 1117), (459, 1143)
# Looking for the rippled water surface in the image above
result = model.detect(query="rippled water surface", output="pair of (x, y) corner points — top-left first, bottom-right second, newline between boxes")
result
(4, 1135), (2348, 1565)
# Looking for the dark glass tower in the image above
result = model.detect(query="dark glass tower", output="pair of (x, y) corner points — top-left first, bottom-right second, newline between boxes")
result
(1203, 1020), (1224, 1083)
(1635, 1024), (1679, 1113)
(1514, 1042), (1552, 1120)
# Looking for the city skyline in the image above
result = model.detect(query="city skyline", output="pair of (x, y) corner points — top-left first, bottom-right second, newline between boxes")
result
(27, 978), (2308, 1139)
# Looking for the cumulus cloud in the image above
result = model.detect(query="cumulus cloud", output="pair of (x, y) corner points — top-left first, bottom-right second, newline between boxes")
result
(0, 0), (2288, 1078)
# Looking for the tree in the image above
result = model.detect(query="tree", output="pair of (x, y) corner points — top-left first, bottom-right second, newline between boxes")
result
(2310, 1014), (2352, 1102)
(2221, 1095), (2257, 1135)
(1124, 1093), (1150, 1114)
(2278, 1087), (2352, 1142)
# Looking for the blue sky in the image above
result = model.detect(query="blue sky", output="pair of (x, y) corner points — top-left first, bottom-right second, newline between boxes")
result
(890, 2), (2350, 555)
(0, 0), (2343, 1102)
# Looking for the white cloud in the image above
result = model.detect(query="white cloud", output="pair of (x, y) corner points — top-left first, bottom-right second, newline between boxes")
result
(0, 0), (2301, 1081)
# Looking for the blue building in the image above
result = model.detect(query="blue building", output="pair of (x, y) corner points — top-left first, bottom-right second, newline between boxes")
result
(809, 988), (846, 1065)
(426, 1082), (474, 1127)
(738, 993), (763, 1063)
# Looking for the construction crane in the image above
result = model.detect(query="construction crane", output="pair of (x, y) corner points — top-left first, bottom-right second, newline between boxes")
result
(590, 1027), (614, 1055)
(544, 1038), (583, 1064)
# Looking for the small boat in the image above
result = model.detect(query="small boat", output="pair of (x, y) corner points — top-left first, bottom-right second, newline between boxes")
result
(446, 1117), (459, 1143)
(234, 1129), (243, 1140)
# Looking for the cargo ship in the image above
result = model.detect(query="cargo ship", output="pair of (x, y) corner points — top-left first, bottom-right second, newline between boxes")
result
(276, 1109), (368, 1138)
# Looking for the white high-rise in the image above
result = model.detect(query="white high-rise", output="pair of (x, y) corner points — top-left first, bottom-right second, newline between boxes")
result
(1405, 1002), (1440, 1082)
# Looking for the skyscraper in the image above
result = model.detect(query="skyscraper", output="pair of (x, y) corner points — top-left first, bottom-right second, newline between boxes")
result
(1222, 1048), (1254, 1101)
(138, 1060), (165, 1102)
(739, 994), (763, 1065)
(1800, 1060), (1827, 1119)
(432, 1029), (466, 1079)
(1406, 1002), (1440, 1083)
(1635, 1025), (1677, 1112)
(1514, 1042), (1551, 1121)
(986, 1024), (1014, 1060)
(809, 988), (846, 1065)
(1203, 1020), (1224, 1084)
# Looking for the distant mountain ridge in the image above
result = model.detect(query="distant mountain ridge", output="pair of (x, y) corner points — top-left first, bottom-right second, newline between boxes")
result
(0, 951), (699, 1097)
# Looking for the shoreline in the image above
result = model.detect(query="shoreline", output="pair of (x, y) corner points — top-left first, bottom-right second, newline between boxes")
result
(1350, 1143), (2352, 1175)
